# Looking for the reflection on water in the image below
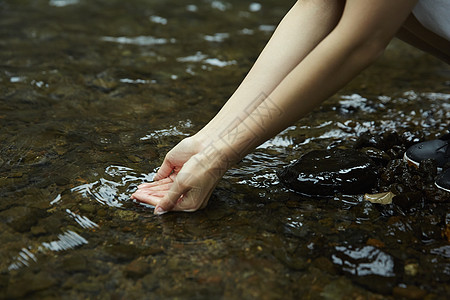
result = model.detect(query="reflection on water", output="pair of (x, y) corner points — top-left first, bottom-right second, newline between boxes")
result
(332, 245), (395, 277)
(41, 231), (88, 252)
(8, 230), (88, 270)
(8, 248), (37, 271)
(49, 0), (80, 7)
(0, 0), (449, 298)
(101, 36), (175, 46)
(69, 165), (152, 208)
(66, 209), (99, 229)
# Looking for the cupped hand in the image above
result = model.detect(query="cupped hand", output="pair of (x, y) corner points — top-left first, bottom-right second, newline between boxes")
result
(131, 140), (233, 214)
(153, 136), (205, 181)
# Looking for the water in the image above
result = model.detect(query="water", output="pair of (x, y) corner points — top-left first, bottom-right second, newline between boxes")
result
(1, 0), (449, 298)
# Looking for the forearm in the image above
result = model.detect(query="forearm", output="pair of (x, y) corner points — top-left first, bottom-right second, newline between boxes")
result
(219, 46), (379, 162)
(208, 0), (418, 164)
(194, 0), (344, 143)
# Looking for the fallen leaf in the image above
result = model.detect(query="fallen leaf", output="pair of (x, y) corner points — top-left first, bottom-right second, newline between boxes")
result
(364, 191), (395, 205)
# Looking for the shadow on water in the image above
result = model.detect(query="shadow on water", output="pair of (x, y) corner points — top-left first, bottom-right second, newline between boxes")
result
(1, 0), (450, 298)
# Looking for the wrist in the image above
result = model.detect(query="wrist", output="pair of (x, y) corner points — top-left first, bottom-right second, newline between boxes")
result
(192, 140), (238, 180)
(191, 124), (224, 149)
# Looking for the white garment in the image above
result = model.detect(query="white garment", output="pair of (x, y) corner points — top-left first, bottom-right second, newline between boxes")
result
(412, 0), (450, 41)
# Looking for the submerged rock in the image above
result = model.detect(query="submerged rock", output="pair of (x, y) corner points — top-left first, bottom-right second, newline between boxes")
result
(277, 149), (378, 197)
(331, 245), (397, 294)
(0, 206), (47, 233)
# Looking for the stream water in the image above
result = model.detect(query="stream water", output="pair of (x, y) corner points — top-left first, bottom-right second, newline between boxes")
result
(1, 0), (449, 299)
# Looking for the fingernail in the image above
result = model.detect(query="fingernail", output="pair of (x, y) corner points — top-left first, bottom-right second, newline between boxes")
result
(154, 206), (166, 215)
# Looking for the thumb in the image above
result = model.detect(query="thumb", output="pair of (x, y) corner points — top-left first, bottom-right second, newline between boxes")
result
(154, 180), (188, 215)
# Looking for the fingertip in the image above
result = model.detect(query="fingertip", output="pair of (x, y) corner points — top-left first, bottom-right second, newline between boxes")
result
(154, 206), (167, 215)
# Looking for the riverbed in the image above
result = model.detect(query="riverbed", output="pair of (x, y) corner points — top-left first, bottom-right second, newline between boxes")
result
(1, 0), (449, 299)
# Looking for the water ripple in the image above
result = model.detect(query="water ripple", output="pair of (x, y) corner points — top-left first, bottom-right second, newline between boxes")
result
(8, 248), (37, 271)
(41, 230), (88, 252)
(66, 209), (99, 229)
(101, 36), (175, 46)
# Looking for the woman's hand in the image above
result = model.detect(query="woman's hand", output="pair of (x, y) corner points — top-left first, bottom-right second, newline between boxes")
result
(131, 139), (232, 214)
(153, 135), (206, 181)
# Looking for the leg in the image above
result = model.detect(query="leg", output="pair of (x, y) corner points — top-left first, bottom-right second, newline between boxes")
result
(396, 14), (450, 64)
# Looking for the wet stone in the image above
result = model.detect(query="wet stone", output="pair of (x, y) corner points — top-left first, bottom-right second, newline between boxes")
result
(106, 244), (141, 262)
(331, 245), (397, 294)
(124, 258), (150, 279)
(418, 158), (437, 181)
(54, 176), (70, 186)
(0, 206), (47, 233)
(273, 249), (307, 271)
(9, 171), (23, 178)
(97, 208), (108, 217)
(80, 203), (97, 214)
(7, 271), (57, 298)
(115, 209), (139, 222)
(62, 273), (86, 290)
(360, 147), (391, 166)
(127, 154), (143, 163)
(312, 256), (336, 274)
(424, 188), (450, 203)
(277, 148), (378, 197)
(77, 281), (101, 293)
(392, 191), (424, 213)
(354, 131), (403, 153)
(31, 225), (47, 236)
(381, 159), (408, 184)
(0, 177), (9, 188)
(62, 255), (88, 273)
(393, 285), (427, 299)
(320, 277), (360, 299)
(404, 262), (419, 276)
(141, 246), (164, 256)
(353, 275), (396, 295)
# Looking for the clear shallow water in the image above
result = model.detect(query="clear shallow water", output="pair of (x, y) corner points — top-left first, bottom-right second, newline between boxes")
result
(1, 0), (450, 298)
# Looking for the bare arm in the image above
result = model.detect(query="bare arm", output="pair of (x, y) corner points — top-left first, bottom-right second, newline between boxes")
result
(154, 0), (345, 179)
(196, 0), (345, 139)
(134, 0), (419, 214)
(215, 0), (420, 156)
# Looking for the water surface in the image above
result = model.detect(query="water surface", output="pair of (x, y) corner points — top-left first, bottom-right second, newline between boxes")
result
(1, 0), (450, 298)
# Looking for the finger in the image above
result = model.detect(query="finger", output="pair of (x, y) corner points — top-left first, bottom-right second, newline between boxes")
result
(131, 191), (163, 206)
(154, 157), (174, 181)
(132, 187), (167, 198)
(136, 195), (161, 206)
(131, 188), (166, 201)
(138, 184), (172, 193)
(138, 177), (173, 189)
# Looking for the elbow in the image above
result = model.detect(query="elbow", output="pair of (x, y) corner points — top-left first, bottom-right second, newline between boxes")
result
(364, 39), (389, 62)
(350, 37), (391, 67)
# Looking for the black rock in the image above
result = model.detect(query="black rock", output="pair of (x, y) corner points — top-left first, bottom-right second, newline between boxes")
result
(354, 131), (401, 152)
(277, 148), (378, 197)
